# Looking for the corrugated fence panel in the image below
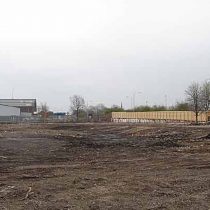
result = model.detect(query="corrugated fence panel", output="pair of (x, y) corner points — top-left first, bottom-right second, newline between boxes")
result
(112, 111), (209, 122)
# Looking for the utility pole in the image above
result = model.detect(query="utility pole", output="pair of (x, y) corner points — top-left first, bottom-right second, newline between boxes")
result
(165, 94), (168, 108)
(12, 88), (14, 99)
(126, 96), (132, 110)
(133, 91), (142, 111)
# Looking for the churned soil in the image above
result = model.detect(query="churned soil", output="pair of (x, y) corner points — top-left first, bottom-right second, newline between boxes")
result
(0, 123), (210, 210)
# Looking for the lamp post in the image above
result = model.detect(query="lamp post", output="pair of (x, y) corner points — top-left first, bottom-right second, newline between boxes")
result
(164, 94), (168, 108)
(133, 91), (142, 111)
(126, 96), (132, 110)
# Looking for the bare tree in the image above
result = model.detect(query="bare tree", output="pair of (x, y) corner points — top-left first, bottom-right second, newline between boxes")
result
(185, 82), (203, 124)
(87, 104), (107, 121)
(70, 95), (85, 121)
(39, 103), (49, 113)
(201, 81), (210, 112)
(38, 102), (49, 122)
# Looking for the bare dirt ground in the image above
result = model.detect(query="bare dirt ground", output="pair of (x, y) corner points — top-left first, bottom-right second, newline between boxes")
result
(0, 123), (210, 210)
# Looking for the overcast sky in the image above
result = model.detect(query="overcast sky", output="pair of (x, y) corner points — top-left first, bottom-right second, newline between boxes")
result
(0, 0), (210, 111)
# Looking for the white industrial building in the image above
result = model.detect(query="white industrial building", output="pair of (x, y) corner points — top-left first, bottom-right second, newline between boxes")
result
(0, 104), (20, 116)
(0, 99), (36, 117)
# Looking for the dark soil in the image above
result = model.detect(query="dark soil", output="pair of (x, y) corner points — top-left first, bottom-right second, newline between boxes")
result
(0, 123), (210, 210)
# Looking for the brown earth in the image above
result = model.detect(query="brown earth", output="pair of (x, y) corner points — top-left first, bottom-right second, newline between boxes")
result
(0, 123), (210, 210)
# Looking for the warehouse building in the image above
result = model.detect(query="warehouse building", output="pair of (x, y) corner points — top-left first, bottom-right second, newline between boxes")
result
(0, 104), (20, 116)
(0, 99), (37, 117)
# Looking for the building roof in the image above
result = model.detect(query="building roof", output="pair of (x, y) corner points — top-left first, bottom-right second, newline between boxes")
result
(0, 99), (36, 108)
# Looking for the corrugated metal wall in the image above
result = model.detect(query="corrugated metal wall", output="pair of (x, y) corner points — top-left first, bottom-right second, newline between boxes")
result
(0, 105), (20, 116)
(112, 111), (209, 123)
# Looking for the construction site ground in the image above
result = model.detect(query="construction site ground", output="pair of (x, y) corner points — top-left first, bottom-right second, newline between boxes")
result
(0, 123), (210, 210)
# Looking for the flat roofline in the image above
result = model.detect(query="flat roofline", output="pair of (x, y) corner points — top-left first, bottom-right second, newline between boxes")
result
(0, 103), (21, 108)
(0, 99), (36, 100)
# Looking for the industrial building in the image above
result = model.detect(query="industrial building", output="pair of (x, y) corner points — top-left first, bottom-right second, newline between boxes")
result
(0, 99), (37, 117)
(112, 111), (210, 123)
(0, 104), (20, 116)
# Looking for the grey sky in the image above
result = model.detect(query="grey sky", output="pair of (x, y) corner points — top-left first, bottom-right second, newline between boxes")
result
(0, 0), (210, 111)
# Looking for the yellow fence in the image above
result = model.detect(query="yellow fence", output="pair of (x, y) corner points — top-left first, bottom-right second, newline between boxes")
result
(112, 111), (210, 123)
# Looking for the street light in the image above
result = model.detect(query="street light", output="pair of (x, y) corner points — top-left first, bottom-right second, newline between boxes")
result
(126, 95), (133, 110)
(133, 91), (142, 111)
(164, 94), (168, 108)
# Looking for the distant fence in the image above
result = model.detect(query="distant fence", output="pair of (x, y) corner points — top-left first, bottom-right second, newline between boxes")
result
(112, 111), (210, 123)
(0, 115), (71, 124)
(0, 116), (21, 123)
(0, 116), (43, 123)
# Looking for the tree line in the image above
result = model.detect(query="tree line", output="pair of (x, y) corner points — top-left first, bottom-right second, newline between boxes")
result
(38, 80), (209, 123)
(69, 80), (210, 123)
(185, 81), (210, 123)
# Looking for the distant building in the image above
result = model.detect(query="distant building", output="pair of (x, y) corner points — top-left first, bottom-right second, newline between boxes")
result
(0, 99), (37, 117)
(53, 112), (66, 120)
(0, 104), (20, 116)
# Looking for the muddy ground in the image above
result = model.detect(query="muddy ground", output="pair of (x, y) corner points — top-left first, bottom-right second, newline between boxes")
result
(0, 123), (210, 210)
